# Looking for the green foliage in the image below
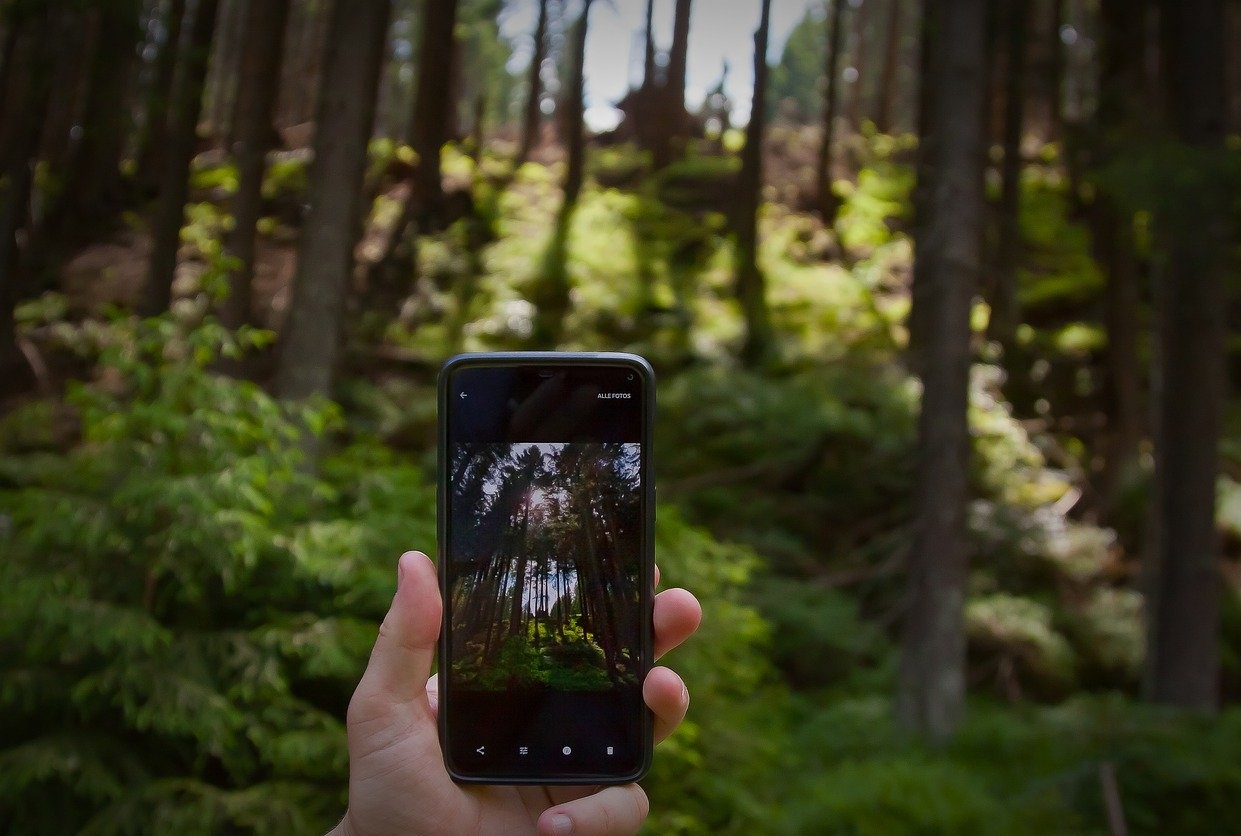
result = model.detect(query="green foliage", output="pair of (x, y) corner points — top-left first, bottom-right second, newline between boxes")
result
(782, 757), (1005, 835)
(644, 510), (782, 835)
(966, 593), (1077, 697)
(767, 5), (827, 123)
(0, 311), (433, 834)
(751, 578), (889, 691)
(1016, 174), (1104, 313)
(835, 160), (915, 253)
(9, 125), (1239, 836)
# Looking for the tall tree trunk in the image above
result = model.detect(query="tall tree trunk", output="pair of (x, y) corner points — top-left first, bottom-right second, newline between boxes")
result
(0, 21), (20, 136)
(736, 0), (773, 366)
(34, 14), (90, 175)
(22, 0), (141, 294)
(367, 0), (460, 304)
(407, 0), (459, 217)
(206, 0), (243, 141)
(1145, 0), (1227, 712)
(655, 0), (692, 166)
(897, 0), (986, 744)
(220, 0), (292, 332)
(1093, 0), (1147, 520)
(1045, 0), (1064, 142)
(816, 0), (847, 223)
(642, 0), (656, 91)
(278, 0), (330, 128)
(987, 0), (1029, 357)
(143, 0), (221, 315)
(562, 0), (594, 207)
(874, 0), (903, 134)
(0, 7), (56, 393)
(275, 0), (391, 401)
(68, 0), (142, 220)
(516, 0), (550, 166)
(136, 0), (188, 195)
(847, 0), (871, 129)
(905, 0), (937, 373)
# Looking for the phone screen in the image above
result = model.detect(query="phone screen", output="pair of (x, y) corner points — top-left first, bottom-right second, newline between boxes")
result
(438, 354), (653, 783)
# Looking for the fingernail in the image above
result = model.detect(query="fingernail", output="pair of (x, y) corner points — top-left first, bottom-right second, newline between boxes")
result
(548, 813), (573, 835)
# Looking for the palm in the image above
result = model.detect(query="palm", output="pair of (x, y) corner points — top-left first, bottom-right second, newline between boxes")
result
(332, 551), (699, 836)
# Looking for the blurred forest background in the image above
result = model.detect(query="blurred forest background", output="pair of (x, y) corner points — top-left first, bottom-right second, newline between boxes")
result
(1, 0), (1240, 832)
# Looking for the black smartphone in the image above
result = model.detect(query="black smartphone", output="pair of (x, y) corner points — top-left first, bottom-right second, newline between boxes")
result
(437, 352), (655, 785)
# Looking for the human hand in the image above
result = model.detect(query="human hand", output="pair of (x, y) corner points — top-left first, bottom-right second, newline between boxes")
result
(328, 550), (702, 836)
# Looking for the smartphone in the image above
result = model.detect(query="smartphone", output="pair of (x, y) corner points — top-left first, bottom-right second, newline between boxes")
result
(437, 352), (655, 785)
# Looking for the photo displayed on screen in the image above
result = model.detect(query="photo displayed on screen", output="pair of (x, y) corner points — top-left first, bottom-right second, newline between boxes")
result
(448, 441), (642, 692)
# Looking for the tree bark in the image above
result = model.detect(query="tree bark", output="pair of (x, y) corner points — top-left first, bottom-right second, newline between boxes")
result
(1093, 0), (1147, 519)
(657, 0), (692, 165)
(407, 0), (459, 219)
(143, 0), (221, 315)
(136, 0), (188, 194)
(67, 0), (143, 221)
(1145, 0), (1227, 712)
(516, 0), (550, 166)
(905, 0), (940, 373)
(847, 0), (871, 129)
(816, 0), (847, 223)
(897, 0), (986, 744)
(21, 0), (141, 294)
(1045, 0), (1064, 142)
(206, 0), (244, 141)
(562, 0), (594, 208)
(220, 0), (292, 332)
(275, 0), (391, 401)
(0, 7), (57, 392)
(874, 0), (903, 134)
(987, 0), (1029, 357)
(642, 0), (656, 91)
(736, 0), (773, 366)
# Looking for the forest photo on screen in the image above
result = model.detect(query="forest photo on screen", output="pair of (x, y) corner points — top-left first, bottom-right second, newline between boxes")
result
(448, 442), (642, 692)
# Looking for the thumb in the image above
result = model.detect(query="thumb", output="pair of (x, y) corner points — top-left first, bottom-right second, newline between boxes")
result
(356, 551), (442, 706)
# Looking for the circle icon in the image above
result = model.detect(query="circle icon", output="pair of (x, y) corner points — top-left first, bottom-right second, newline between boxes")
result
(561, 746), (572, 755)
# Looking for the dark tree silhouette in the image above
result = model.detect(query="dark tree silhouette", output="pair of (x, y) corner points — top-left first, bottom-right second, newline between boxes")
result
(449, 444), (642, 690)
(0, 5), (58, 391)
(276, 0), (392, 401)
(517, 0), (551, 166)
(143, 0), (221, 315)
(408, 0), (459, 222)
(221, 0), (292, 332)
(898, 0), (986, 744)
(816, 0), (848, 223)
(874, 0), (903, 134)
(135, 0), (188, 195)
(1145, 0), (1228, 712)
(987, 0), (1030, 357)
(1092, 0), (1148, 519)
(562, 0), (595, 207)
(57, 0), (142, 243)
(736, 0), (774, 366)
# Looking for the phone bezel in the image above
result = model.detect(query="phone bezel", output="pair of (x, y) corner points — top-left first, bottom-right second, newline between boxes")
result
(436, 351), (656, 785)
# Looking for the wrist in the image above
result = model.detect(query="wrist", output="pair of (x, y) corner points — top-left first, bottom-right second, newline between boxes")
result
(326, 812), (359, 836)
